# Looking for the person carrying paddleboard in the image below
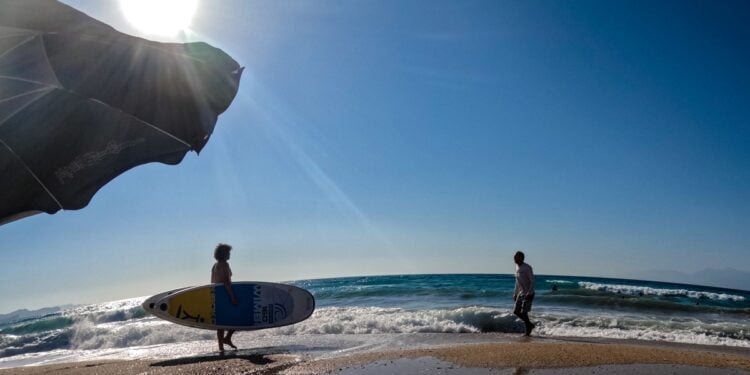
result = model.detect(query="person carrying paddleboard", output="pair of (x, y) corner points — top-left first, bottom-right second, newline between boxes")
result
(212, 243), (238, 352)
(513, 250), (536, 336)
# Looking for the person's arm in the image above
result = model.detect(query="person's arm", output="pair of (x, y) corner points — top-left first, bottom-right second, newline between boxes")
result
(518, 266), (532, 296)
(528, 267), (535, 294)
(223, 281), (237, 305)
(219, 263), (238, 305)
(513, 277), (519, 301)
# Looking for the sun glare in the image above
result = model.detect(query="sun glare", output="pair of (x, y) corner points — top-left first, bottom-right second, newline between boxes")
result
(119, 0), (199, 36)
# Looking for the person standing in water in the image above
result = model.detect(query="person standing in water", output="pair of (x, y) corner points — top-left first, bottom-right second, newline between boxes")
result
(212, 243), (238, 352)
(513, 250), (536, 336)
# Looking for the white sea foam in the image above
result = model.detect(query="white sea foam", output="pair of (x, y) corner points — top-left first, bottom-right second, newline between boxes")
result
(261, 306), (748, 347)
(15, 303), (748, 352)
(577, 282), (746, 301)
(68, 318), (214, 350)
(545, 280), (574, 284)
(479, 307), (750, 348)
(536, 317), (750, 348)
(270, 307), (498, 335)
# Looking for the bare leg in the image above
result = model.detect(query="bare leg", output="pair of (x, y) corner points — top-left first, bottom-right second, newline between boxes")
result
(224, 330), (237, 349)
(514, 310), (534, 336)
(514, 295), (535, 336)
(515, 311), (529, 325)
(517, 312), (535, 336)
(217, 330), (225, 352)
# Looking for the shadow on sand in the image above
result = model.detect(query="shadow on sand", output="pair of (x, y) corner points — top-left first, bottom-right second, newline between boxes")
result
(150, 347), (285, 367)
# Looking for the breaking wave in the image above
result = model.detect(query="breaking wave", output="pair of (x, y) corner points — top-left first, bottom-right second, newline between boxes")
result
(577, 282), (745, 302)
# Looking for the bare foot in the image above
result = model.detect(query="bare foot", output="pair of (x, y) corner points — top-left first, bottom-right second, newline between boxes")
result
(524, 322), (536, 336)
(223, 339), (237, 350)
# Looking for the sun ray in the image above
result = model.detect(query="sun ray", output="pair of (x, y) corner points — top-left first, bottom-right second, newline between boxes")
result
(231, 79), (415, 271)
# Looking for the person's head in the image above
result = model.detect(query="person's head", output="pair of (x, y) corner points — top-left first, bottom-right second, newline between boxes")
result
(214, 243), (232, 262)
(514, 251), (525, 265)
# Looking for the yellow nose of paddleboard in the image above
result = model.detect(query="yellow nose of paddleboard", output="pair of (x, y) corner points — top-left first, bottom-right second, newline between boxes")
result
(166, 287), (214, 324)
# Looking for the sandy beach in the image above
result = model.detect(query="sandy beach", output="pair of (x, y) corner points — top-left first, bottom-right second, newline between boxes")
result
(3, 338), (749, 375)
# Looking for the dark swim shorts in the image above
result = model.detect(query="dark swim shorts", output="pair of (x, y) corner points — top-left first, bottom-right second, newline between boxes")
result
(514, 293), (535, 315)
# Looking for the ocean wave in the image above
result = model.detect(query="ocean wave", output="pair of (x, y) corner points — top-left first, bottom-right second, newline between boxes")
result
(64, 298), (213, 350)
(311, 286), (507, 302)
(0, 316), (73, 336)
(270, 306), (522, 335)
(64, 298), (144, 317)
(68, 319), (213, 350)
(540, 294), (750, 317)
(261, 306), (750, 347)
(0, 329), (71, 358)
(578, 282), (746, 301)
(0, 298), (198, 357)
(2, 275), (749, 363)
(536, 313), (750, 348)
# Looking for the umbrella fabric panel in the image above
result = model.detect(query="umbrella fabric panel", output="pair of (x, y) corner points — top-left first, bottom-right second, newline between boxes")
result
(0, 0), (112, 35)
(0, 145), (58, 219)
(42, 34), (234, 151)
(0, 0), (243, 223)
(0, 30), (61, 88)
(0, 89), (192, 213)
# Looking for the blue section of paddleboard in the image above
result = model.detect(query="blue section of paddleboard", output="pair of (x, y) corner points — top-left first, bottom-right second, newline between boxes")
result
(214, 284), (255, 326)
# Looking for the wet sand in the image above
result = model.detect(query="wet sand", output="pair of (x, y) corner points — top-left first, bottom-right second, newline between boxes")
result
(2, 339), (749, 374)
(0, 353), (301, 375)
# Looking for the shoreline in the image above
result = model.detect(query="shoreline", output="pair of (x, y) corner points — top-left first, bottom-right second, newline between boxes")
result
(2, 337), (749, 374)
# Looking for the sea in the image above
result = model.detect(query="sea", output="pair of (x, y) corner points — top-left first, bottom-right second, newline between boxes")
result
(1, 274), (749, 369)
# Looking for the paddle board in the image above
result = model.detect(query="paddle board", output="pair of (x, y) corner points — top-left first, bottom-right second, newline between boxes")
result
(144, 282), (315, 330)
(142, 287), (190, 316)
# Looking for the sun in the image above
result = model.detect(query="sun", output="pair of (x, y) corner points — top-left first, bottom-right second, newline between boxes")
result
(119, 0), (199, 36)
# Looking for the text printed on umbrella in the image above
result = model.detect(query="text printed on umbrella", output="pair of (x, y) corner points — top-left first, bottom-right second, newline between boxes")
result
(55, 139), (146, 184)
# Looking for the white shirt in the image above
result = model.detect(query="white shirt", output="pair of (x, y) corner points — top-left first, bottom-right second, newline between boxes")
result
(514, 262), (535, 298)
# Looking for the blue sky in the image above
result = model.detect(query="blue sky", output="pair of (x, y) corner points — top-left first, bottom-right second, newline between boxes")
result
(2, 0), (750, 312)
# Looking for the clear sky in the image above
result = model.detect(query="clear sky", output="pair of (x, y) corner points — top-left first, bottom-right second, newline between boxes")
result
(2, 0), (750, 313)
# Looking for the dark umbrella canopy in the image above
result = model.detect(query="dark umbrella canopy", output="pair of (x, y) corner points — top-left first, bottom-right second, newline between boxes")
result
(0, 0), (243, 224)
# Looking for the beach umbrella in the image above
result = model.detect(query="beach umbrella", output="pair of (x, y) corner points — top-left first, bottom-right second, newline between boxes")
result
(0, 0), (243, 224)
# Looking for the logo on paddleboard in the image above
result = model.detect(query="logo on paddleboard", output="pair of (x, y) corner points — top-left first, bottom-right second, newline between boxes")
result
(251, 285), (289, 324)
(175, 305), (205, 323)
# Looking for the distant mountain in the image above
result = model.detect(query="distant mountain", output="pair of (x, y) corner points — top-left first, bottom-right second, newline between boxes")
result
(632, 268), (750, 291)
(0, 305), (77, 325)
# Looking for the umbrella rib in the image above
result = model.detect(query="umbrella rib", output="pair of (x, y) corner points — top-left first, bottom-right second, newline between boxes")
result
(0, 86), (54, 127)
(0, 33), (64, 90)
(0, 138), (64, 211)
(3, 34), (197, 150)
(0, 89), (188, 212)
(0, 76), (193, 148)
(0, 87), (62, 210)
(0, 87), (51, 105)
(0, 75), (62, 88)
(88, 98), (193, 149)
(0, 34), (36, 59)
(39, 33), (64, 87)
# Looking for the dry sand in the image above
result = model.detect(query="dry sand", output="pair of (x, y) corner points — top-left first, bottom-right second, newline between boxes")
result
(2, 339), (749, 374)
